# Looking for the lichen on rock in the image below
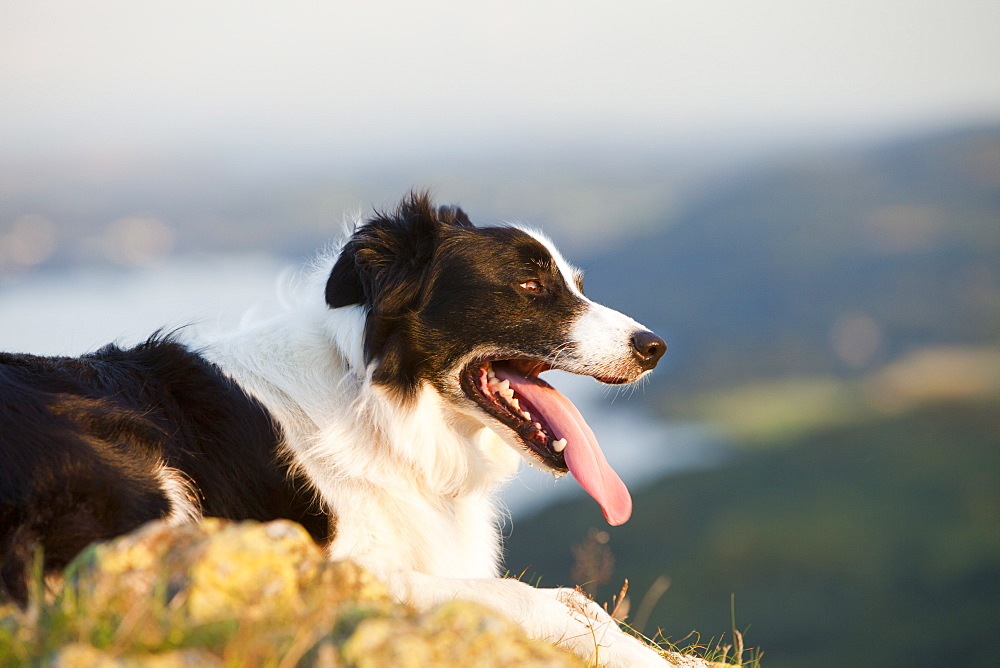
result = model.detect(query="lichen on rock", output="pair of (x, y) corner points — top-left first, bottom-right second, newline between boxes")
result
(2, 519), (585, 666)
(343, 600), (582, 667)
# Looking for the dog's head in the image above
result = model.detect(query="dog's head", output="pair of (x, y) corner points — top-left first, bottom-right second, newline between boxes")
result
(325, 193), (665, 525)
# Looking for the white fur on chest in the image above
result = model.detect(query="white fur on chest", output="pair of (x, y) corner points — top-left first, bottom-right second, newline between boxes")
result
(203, 307), (522, 580)
(325, 475), (505, 580)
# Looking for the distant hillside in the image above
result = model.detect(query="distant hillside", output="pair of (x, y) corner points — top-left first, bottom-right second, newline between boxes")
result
(582, 126), (1000, 393)
(503, 397), (1000, 668)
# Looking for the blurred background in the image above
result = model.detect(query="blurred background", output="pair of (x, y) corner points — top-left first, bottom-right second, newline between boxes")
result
(2, 1), (998, 665)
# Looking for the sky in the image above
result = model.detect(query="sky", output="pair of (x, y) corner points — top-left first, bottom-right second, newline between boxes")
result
(2, 0), (999, 159)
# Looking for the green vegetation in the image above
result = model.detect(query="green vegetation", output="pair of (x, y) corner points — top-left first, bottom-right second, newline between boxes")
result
(504, 394), (1000, 666)
(667, 345), (1000, 445)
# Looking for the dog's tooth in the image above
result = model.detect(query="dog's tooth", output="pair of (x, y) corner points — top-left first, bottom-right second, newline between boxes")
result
(552, 438), (567, 453)
(500, 388), (514, 399)
(533, 422), (542, 430)
(497, 379), (510, 392)
(509, 398), (520, 409)
(520, 411), (531, 420)
(487, 366), (496, 379)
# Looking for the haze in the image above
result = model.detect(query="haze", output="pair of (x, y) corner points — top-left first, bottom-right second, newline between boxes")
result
(2, 0), (998, 158)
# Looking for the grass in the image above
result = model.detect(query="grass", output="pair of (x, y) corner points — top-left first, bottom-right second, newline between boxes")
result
(561, 530), (761, 667)
(650, 628), (760, 668)
(632, 589), (761, 668)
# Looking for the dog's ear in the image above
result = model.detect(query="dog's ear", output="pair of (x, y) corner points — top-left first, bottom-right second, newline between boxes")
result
(326, 193), (476, 387)
(325, 250), (365, 308)
(325, 192), (465, 311)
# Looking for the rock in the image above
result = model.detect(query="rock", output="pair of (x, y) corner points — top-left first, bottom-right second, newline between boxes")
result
(51, 643), (221, 667)
(2, 519), (584, 666)
(80, 519), (389, 625)
(342, 600), (580, 667)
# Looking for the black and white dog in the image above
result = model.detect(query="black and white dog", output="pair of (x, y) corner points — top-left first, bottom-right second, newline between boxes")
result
(1, 194), (669, 666)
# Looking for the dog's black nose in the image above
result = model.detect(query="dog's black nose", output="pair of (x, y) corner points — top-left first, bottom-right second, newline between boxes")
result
(631, 330), (666, 369)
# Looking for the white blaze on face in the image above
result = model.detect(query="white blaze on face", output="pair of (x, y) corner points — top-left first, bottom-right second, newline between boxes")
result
(517, 226), (650, 375)
(569, 302), (647, 376)
(516, 226), (585, 299)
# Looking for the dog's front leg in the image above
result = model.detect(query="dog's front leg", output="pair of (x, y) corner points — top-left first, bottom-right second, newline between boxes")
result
(375, 569), (670, 667)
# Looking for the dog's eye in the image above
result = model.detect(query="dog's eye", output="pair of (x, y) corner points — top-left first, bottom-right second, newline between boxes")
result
(519, 280), (544, 294)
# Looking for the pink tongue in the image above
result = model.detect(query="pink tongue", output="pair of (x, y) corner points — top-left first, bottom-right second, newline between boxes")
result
(494, 368), (632, 525)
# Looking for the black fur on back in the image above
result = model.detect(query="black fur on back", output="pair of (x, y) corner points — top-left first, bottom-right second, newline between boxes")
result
(0, 336), (329, 604)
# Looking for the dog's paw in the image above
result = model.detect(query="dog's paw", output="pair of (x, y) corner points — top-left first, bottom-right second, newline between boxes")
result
(538, 587), (669, 667)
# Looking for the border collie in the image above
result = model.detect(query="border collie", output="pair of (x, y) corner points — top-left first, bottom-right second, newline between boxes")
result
(1, 194), (670, 666)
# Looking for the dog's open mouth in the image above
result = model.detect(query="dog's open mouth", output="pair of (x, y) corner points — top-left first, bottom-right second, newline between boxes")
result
(460, 358), (632, 525)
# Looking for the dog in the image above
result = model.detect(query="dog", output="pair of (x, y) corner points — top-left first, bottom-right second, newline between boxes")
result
(1, 193), (669, 666)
